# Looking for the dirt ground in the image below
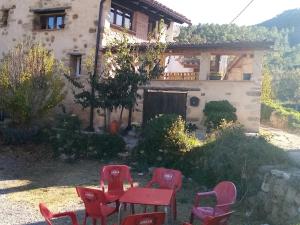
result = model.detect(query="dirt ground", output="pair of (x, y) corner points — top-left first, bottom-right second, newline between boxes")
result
(0, 144), (258, 225)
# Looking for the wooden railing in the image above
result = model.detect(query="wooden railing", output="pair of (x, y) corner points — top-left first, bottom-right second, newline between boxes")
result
(156, 72), (198, 81)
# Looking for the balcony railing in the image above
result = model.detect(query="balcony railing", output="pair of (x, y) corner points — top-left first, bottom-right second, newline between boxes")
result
(156, 72), (198, 81)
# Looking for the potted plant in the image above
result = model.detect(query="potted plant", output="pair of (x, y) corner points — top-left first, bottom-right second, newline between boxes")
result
(209, 72), (222, 80)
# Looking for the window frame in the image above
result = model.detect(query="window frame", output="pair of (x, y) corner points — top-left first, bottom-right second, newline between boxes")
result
(0, 9), (9, 27)
(110, 4), (133, 30)
(34, 10), (66, 31)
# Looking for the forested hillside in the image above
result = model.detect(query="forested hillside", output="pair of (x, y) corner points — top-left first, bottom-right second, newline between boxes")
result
(259, 8), (300, 46)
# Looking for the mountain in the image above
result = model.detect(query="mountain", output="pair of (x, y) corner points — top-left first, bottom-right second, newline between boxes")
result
(259, 8), (300, 46)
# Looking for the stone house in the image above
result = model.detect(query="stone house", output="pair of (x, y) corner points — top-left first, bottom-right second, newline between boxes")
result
(0, 0), (271, 132)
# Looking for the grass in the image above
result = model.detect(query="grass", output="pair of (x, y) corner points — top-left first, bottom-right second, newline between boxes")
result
(0, 145), (264, 225)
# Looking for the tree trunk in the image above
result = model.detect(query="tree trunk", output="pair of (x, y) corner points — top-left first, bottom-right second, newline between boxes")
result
(127, 106), (133, 131)
(119, 106), (124, 125)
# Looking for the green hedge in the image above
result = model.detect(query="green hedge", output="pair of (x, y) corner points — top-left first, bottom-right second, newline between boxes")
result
(203, 100), (237, 130)
(133, 114), (201, 171)
(261, 101), (300, 130)
(185, 122), (290, 197)
(40, 114), (126, 160)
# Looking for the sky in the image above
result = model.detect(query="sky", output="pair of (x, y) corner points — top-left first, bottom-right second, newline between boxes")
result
(157, 0), (300, 25)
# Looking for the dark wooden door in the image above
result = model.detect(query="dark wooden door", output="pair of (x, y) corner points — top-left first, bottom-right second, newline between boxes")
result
(143, 90), (187, 123)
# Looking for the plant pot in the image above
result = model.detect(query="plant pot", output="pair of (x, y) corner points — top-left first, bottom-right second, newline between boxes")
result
(109, 120), (120, 135)
(209, 75), (222, 80)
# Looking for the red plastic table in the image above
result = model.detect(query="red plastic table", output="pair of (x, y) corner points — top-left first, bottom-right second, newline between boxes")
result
(118, 187), (174, 225)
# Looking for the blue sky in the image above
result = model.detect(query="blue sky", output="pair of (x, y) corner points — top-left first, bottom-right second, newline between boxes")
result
(157, 0), (300, 25)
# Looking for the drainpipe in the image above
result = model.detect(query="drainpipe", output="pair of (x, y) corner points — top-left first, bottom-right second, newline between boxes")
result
(88, 0), (106, 131)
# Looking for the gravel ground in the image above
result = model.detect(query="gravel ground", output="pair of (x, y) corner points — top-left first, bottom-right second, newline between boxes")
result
(0, 151), (43, 225)
(260, 125), (300, 165)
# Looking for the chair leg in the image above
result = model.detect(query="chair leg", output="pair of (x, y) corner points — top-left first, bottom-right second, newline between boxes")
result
(101, 217), (106, 225)
(173, 198), (177, 220)
(143, 205), (147, 213)
(83, 213), (87, 225)
(124, 203), (127, 211)
(190, 213), (194, 224)
(93, 218), (97, 225)
(115, 200), (120, 213)
(131, 204), (135, 214)
(154, 205), (158, 212)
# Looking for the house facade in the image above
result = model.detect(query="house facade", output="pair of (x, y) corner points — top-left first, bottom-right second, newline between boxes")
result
(0, 0), (269, 132)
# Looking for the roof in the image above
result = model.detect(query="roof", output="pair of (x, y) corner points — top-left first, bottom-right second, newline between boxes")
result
(164, 41), (274, 51)
(102, 41), (274, 53)
(112, 0), (191, 25)
(140, 0), (191, 24)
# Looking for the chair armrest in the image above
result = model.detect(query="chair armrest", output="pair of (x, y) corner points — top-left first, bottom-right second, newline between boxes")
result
(194, 191), (216, 206)
(215, 202), (235, 213)
(53, 211), (79, 225)
(99, 180), (105, 192)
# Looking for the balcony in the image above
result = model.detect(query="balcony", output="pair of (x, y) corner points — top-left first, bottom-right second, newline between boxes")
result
(156, 72), (198, 81)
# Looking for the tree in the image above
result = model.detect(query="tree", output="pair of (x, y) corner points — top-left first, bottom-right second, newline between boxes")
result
(261, 68), (274, 103)
(0, 39), (66, 127)
(104, 30), (166, 130)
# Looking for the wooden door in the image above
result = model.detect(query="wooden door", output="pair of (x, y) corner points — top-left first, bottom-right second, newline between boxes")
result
(143, 90), (187, 124)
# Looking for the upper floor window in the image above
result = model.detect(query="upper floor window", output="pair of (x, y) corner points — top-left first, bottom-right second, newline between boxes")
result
(33, 9), (65, 30)
(0, 9), (9, 27)
(110, 4), (133, 30)
(148, 18), (156, 34)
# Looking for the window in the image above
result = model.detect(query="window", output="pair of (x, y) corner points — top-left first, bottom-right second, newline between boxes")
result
(110, 4), (133, 30)
(70, 55), (82, 77)
(0, 9), (9, 27)
(148, 19), (156, 33)
(34, 10), (65, 30)
(243, 73), (252, 80)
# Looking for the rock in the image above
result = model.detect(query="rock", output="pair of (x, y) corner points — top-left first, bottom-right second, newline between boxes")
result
(271, 169), (290, 180)
(286, 188), (297, 203)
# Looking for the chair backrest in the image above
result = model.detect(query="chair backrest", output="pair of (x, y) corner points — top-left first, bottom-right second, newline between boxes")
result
(76, 187), (107, 217)
(150, 168), (182, 190)
(214, 181), (237, 210)
(100, 165), (133, 193)
(39, 203), (54, 225)
(203, 212), (233, 225)
(121, 212), (165, 225)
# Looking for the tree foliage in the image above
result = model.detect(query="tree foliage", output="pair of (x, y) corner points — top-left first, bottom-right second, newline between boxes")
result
(0, 40), (66, 127)
(103, 30), (166, 127)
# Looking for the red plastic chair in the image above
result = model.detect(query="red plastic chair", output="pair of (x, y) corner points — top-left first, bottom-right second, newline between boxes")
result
(146, 168), (182, 220)
(119, 212), (166, 225)
(100, 165), (134, 208)
(76, 187), (116, 225)
(190, 181), (236, 223)
(39, 203), (79, 225)
(185, 211), (233, 225)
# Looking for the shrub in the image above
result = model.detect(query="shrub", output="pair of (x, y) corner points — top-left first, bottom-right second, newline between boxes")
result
(261, 100), (300, 130)
(48, 114), (126, 160)
(186, 122), (290, 197)
(203, 100), (237, 130)
(134, 114), (201, 171)
(0, 39), (66, 128)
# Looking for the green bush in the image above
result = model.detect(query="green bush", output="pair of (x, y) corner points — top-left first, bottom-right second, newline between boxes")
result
(0, 40), (66, 128)
(203, 100), (237, 130)
(186, 122), (290, 197)
(134, 114), (201, 171)
(261, 100), (300, 130)
(48, 114), (126, 160)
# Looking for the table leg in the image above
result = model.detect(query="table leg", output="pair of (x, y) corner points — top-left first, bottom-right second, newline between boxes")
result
(118, 202), (124, 225)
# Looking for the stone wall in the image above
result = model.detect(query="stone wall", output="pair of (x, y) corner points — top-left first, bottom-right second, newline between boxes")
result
(251, 168), (300, 225)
